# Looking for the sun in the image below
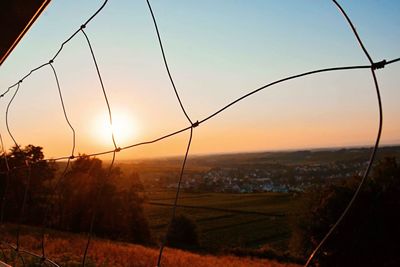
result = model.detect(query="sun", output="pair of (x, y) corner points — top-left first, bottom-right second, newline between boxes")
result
(93, 110), (138, 146)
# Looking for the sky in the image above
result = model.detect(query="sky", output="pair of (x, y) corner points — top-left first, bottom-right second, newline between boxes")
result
(0, 0), (399, 160)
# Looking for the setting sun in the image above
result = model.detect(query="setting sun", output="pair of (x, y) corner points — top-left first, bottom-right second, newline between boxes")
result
(93, 110), (138, 146)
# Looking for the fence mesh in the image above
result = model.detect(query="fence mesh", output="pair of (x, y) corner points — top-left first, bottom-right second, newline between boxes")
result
(0, 0), (399, 266)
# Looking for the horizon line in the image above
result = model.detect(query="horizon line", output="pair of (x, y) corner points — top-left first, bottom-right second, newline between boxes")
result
(112, 142), (400, 162)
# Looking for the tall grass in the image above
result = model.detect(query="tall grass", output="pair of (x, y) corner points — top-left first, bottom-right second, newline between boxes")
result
(0, 227), (299, 267)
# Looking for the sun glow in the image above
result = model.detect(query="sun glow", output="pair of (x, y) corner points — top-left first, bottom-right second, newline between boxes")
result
(93, 110), (138, 146)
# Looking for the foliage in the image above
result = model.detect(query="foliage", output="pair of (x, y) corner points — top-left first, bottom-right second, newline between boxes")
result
(0, 145), (54, 224)
(0, 146), (151, 245)
(166, 214), (200, 250)
(57, 155), (151, 244)
(290, 157), (400, 266)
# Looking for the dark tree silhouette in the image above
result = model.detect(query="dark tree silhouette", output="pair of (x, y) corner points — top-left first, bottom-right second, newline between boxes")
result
(291, 157), (400, 267)
(1, 148), (152, 245)
(166, 214), (199, 250)
(0, 145), (54, 224)
(57, 155), (151, 244)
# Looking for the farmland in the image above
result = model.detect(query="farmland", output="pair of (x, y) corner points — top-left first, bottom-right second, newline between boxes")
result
(144, 190), (300, 251)
(121, 146), (400, 252)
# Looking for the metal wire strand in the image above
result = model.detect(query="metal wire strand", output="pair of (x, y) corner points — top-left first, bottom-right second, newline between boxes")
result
(199, 65), (371, 125)
(15, 164), (32, 261)
(1, 62), (49, 100)
(157, 127), (194, 267)
(332, 0), (373, 65)
(0, 63), (380, 173)
(81, 150), (117, 266)
(3, 80), (32, 265)
(39, 160), (71, 264)
(1, 242), (59, 267)
(49, 63), (76, 157)
(5, 82), (22, 149)
(0, 0), (109, 98)
(304, 71), (383, 267)
(80, 28), (118, 150)
(37, 63), (77, 262)
(304, 1), (383, 266)
(1, 83), (19, 99)
(2, 59), (400, 173)
(14, 251), (25, 267)
(386, 57), (400, 65)
(145, 0), (193, 125)
(2, 74), (52, 267)
(0, 133), (10, 224)
(51, 0), (109, 61)
(2, 76), (50, 266)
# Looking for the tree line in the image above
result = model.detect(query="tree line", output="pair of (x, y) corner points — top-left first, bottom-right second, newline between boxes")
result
(0, 144), (151, 244)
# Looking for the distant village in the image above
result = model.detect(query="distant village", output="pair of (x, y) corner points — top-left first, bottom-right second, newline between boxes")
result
(150, 160), (369, 193)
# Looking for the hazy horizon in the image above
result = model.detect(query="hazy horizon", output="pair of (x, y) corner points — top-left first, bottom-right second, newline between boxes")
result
(46, 143), (400, 163)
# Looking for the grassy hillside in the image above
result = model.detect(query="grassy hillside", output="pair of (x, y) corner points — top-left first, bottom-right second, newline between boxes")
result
(0, 225), (300, 267)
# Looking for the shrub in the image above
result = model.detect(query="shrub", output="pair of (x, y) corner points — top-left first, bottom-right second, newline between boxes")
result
(166, 214), (199, 250)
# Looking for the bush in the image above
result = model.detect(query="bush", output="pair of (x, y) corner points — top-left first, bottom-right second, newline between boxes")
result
(166, 214), (199, 250)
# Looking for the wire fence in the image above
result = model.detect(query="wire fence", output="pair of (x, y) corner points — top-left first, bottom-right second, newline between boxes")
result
(0, 0), (399, 266)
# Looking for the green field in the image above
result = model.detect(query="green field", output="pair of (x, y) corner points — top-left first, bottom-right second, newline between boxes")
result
(144, 190), (300, 251)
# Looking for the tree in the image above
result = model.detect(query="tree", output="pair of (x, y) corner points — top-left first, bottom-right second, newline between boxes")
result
(166, 214), (199, 250)
(0, 145), (54, 224)
(57, 156), (105, 230)
(57, 155), (151, 244)
(290, 157), (400, 266)
(1, 148), (152, 244)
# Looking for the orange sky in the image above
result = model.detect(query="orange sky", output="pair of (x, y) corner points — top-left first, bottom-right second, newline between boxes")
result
(0, 1), (399, 160)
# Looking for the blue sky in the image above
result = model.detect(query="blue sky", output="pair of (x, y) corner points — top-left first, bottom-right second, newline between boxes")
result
(0, 0), (399, 159)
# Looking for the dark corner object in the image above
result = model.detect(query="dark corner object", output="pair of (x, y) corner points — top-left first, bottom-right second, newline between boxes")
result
(0, 0), (51, 66)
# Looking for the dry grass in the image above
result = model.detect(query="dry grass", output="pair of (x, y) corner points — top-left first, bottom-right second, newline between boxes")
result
(1, 230), (300, 267)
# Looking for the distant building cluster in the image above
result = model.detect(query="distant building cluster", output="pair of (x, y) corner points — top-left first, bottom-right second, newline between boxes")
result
(163, 161), (368, 193)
